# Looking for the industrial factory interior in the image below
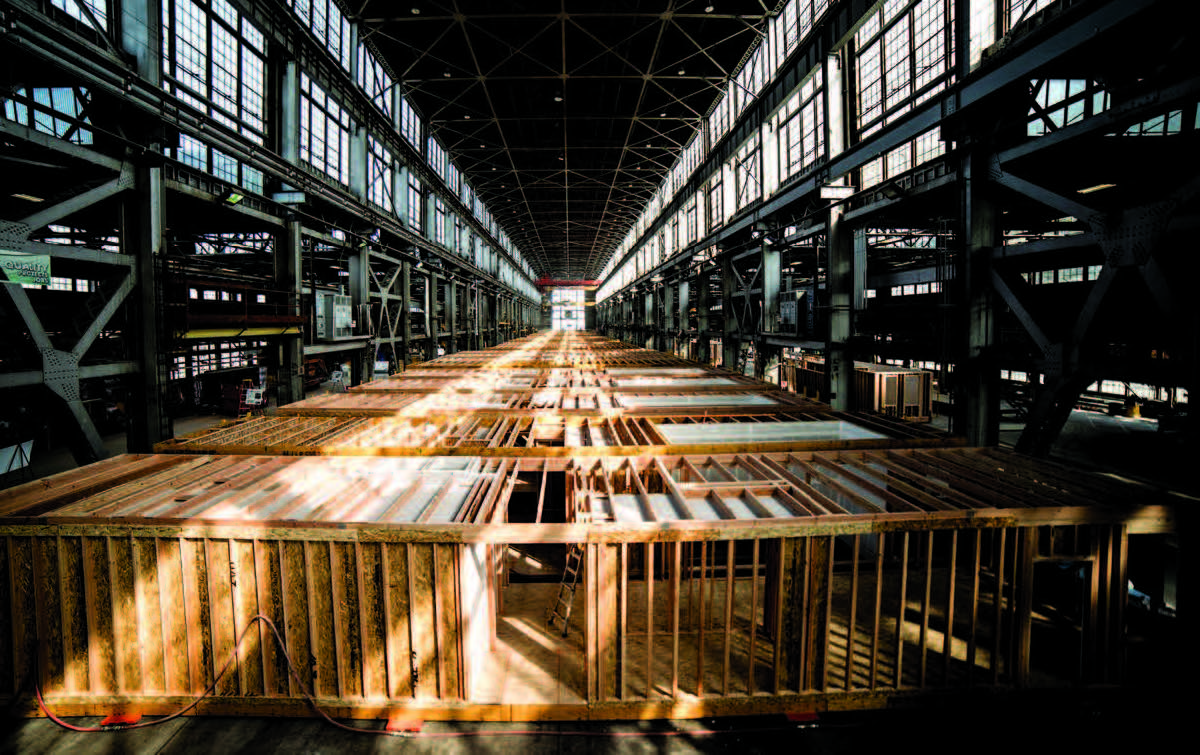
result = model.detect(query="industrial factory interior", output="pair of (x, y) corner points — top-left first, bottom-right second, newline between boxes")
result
(0, 0), (1193, 750)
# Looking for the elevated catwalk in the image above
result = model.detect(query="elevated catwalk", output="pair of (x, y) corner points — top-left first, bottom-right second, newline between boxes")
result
(0, 333), (1179, 721)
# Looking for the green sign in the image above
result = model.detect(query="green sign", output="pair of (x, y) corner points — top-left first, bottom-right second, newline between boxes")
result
(0, 252), (51, 286)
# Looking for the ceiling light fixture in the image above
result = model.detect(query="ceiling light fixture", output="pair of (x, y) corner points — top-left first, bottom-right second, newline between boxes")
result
(705, 5), (714, 12)
(411, 7), (420, 14)
(443, 70), (451, 78)
(10, 193), (44, 202)
(677, 68), (686, 75)
(1077, 183), (1116, 194)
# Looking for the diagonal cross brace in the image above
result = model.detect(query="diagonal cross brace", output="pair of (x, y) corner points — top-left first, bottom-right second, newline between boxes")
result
(1, 282), (106, 460)
(15, 163), (135, 238)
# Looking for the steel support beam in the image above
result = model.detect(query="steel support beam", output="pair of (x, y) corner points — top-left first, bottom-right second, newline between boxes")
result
(1, 283), (106, 463)
(1, 166), (134, 244)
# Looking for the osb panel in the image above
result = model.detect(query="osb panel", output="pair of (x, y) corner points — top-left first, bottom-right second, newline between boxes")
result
(2, 533), (469, 714)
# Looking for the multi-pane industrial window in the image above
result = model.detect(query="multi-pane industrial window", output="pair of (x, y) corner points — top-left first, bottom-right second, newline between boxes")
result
(1027, 79), (1109, 137)
(299, 72), (352, 185)
(859, 127), (945, 189)
(733, 44), (768, 119)
(433, 198), (448, 246)
(2, 87), (94, 145)
(51, 0), (107, 31)
(406, 172), (423, 231)
(428, 137), (451, 189)
(856, 0), (954, 138)
(706, 173), (724, 232)
(455, 216), (470, 257)
(357, 44), (393, 118)
(289, 0), (352, 71)
(682, 194), (697, 248)
(1008, 0), (1056, 27)
(367, 135), (394, 212)
(400, 95), (422, 150)
(1123, 110), (1185, 137)
(709, 93), (733, 146)
(777, 66), (824, 183)
(771, 0), (800, 69)
(794, 1), (832, 45)
(162, 0), (266, 193)
(551, 288), (585, 331)
(164, 0), (265, 144)
(734, 134), (761, 211)
(193, 231), (273, 255)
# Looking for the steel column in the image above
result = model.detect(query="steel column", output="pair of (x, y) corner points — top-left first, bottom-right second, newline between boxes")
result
(401, 261), (413, 365)
(956, 150), (1000, 446)
(122, 156), (169, 453)
(274, 218), (305, 405)
(721, 256), (738, 372)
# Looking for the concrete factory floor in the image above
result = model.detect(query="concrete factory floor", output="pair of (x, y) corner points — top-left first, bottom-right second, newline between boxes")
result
(1, 689), (1177, 754)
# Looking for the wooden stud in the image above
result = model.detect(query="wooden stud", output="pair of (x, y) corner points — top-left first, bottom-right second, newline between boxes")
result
(991, 528), (1007, 685)
(251, 540), (277, 696)
(846, 535), (860, 691)
(1015, 528), (1036, 687)
(430, 545), (446, 699)
(696, 539), (706, 696)
(869, 535), (884, 690)
(58, 535), (87, 695)
(1112, 525), (1128, 684)
(303, 540), (333, 697)
(943, 530), (958, 686)
(131, 537), (163, 694)
(619, 541), (628, 701)
(966, 529), (981, 685)
(205, 538), (236, 697)
(918, 531), (933, 688)
(748, 538), (759, 695)
(355, 542), (373, 698)
(30, 536), (53, 696)
(772, 538), (786, 694)
(894, 532), (909, 689)
(644, 541), (653, 700)
(671, 541), (680, 699)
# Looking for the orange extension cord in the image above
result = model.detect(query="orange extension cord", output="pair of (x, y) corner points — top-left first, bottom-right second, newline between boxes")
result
(34, 613), (808, 739)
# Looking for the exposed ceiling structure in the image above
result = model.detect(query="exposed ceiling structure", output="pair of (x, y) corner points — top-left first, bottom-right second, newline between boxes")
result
(359, 0), (781, 281)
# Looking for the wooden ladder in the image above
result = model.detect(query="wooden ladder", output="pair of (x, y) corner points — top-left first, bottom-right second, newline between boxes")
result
(546, 543), (584, 637)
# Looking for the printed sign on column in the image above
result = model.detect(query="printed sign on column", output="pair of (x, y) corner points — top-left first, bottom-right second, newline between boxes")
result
(0, 251), (51, 286)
